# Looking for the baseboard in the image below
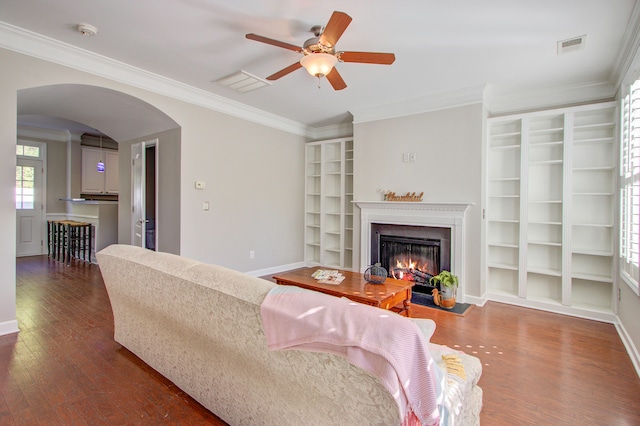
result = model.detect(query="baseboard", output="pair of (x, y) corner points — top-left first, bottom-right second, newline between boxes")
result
(484, 293), (618, 323)
(462, 295), (487, 307)
(245, 261), (306, 278)
(615, 319), (640, 379)
(0, 319), (20, 336)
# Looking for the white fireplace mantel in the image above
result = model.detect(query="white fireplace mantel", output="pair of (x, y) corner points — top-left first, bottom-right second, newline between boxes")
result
(354, 201), (473, 302)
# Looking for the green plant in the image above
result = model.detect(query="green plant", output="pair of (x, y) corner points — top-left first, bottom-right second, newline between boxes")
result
(429, 270), (459, 288)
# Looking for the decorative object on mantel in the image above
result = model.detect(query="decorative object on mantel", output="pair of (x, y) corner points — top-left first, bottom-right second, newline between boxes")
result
(429, 270), (459, 310)
(363, 263), (388, 284)
(378, 189), (391, 200)
(384, 191), (424, 202)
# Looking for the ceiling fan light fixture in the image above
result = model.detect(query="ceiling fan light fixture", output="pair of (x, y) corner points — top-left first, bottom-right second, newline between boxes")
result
(246, 11), (393, 90)
(300, 53), (338, 77)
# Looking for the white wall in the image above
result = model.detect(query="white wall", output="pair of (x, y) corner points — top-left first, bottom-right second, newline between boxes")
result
(0, 65), (18, 335)
(177, 108), (305, 271)
(618, 283), (640, 373)
(0, 47), (306, 334)
(45, 138), (67, 213)
(353, 103), (484, 298)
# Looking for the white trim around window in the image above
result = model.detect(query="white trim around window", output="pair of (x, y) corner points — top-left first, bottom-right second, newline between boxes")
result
(620, 79), (640, 296)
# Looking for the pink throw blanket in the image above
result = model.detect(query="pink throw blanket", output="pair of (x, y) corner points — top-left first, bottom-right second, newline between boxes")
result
(260, 285), (444, 426)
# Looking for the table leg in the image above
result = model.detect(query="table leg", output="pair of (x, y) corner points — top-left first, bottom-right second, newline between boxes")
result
(403, 289), (412, 317)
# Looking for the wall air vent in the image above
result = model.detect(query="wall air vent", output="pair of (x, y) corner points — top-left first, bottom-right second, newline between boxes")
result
(557, 35), (586, 55)
(214, 70), (271, 93)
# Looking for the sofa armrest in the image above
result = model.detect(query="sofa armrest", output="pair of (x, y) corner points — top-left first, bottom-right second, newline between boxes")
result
(408, 317), (437, 341)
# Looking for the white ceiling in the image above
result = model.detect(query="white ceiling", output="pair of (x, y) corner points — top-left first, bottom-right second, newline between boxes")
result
(2, 0), (638, 131)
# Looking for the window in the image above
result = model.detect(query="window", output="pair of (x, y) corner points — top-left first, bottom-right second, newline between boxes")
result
(16, 165), (35, 210)
(16, 144), (40, 158)
(620, 79), (640, 295)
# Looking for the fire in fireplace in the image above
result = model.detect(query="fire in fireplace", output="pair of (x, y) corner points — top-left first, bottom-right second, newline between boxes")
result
(381, 235), (439, 285)
(371, 224), (450, 294)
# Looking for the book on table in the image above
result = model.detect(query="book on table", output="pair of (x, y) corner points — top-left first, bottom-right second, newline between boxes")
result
(311, 269), (345, 285)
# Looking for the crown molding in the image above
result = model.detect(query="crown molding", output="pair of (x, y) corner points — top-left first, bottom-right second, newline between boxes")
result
(308, 122), (353, 140)
(612, 0), (640, 90)
(0, 21), (312, 138)
(17, 125), (81, 142)
(351, 84), (486, 124)
(485, 80), (615, 115)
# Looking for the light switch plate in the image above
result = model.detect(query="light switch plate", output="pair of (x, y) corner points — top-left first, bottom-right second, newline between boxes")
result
(195, 181), (205, 189)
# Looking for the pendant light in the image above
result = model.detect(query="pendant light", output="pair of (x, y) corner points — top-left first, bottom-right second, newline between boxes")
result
(97, 135), (105, 173)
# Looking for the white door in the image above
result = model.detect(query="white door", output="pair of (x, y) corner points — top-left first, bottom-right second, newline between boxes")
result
(16, 158), (43, 256)
(131, 142), (146, 247)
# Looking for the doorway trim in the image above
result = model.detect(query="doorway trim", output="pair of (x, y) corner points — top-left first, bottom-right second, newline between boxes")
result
(131, 138), (158, 249)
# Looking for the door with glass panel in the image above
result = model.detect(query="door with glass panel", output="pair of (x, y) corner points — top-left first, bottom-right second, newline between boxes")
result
(16, 157), (43, 256)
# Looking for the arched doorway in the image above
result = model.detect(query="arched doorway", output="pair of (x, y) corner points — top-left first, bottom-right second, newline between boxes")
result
(17, 84), (181, 256)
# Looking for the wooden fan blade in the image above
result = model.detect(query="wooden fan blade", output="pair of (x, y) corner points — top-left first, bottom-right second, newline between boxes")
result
(319, 11), (352, 48)
(339, 51), (396, 65)
(266, 62), (303, 80)
(326, 68), (347, 91)
(246, 33), (302, 53)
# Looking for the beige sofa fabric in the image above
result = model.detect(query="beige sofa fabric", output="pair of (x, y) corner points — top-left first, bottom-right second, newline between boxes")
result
(97, 244), (481, 425)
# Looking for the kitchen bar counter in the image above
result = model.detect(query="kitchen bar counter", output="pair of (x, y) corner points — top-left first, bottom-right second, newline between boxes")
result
(60, 201), (118, 261)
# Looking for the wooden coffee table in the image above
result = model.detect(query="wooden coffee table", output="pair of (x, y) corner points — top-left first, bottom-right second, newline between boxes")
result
(273, 267), (414, 316)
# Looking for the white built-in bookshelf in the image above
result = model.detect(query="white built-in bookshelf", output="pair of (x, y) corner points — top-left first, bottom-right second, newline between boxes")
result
(304, 138), (353, 269)
(486, 102), (617, 320)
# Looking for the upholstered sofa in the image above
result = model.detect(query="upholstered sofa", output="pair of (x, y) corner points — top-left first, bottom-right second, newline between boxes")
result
(97, 244), (482, 425)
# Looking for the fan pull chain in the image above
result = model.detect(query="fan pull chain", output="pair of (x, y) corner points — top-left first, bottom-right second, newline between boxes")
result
(317, 76), (321, 89)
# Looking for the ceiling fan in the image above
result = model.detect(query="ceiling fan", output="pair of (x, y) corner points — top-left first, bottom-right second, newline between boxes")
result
(245, 11), (395, 90)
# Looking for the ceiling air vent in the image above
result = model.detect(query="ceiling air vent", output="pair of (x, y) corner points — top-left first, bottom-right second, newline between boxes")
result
(557, 35), (586, 55)
(214, 70), (271, 93)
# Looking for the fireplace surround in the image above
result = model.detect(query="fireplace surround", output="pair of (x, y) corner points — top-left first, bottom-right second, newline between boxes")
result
(355, 201), (472, 302)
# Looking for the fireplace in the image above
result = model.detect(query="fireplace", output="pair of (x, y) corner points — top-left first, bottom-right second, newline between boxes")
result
(371, 223), (451, 293)
(355, 201), (472, 303)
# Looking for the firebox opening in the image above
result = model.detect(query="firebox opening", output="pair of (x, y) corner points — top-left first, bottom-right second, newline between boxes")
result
(382, 236), (439, 285)
(371, 223), (451, 294)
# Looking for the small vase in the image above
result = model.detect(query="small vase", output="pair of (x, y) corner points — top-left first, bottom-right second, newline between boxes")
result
(438, 286), (457, 309)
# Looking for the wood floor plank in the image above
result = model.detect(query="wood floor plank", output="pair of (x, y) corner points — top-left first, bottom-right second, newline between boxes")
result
(0, 256), (638, 425)
(408, 302), (640, 425)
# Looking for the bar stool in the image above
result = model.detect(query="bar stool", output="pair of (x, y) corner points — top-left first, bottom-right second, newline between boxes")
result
(47, 220), (92, 264)
(46, 220), (66, 261)
(69, 221), (92, 262)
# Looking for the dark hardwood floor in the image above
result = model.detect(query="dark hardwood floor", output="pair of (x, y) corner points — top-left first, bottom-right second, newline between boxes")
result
(1, 256), (639, 425)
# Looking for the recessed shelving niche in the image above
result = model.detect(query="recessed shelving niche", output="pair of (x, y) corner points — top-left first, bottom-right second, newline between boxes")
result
(304, 138), (354, 269)
(486, 102), (617, 320)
